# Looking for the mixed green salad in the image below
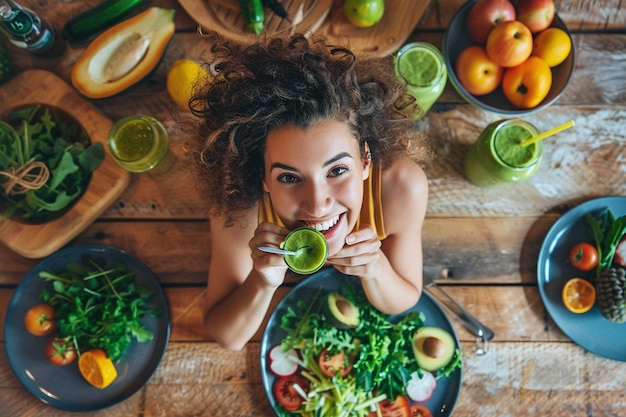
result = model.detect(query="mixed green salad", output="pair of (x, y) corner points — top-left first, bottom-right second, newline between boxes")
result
(0, 104), (104, 222)
(266, 282), (462, 417)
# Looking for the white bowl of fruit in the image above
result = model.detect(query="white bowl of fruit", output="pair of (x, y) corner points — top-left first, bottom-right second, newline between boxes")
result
(443, 0), (574, 115)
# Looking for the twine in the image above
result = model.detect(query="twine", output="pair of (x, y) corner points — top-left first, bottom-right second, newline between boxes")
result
(0, 161), (50, 196)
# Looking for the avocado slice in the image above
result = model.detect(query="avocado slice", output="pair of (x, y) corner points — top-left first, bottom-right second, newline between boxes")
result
(326, 292), (360, 328)
(412, 326), (455, 372)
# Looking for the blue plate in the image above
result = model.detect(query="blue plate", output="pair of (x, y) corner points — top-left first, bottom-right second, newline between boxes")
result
(260, 268), (462, 416)
(537, 196), (626, 361)
(3, 244), (171, 411)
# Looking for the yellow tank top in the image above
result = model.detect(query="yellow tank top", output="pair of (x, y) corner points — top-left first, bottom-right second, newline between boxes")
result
(258, 163), (386, 240)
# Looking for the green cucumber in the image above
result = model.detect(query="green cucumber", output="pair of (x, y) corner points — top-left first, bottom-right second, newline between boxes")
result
(239, 0), (264, 35)
(63, 0), (145, 42)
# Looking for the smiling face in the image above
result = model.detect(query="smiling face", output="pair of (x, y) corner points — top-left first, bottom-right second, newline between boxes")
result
(263, 120), (370, 256)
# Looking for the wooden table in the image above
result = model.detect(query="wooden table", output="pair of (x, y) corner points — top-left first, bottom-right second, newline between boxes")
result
(1, 1), (625, 415)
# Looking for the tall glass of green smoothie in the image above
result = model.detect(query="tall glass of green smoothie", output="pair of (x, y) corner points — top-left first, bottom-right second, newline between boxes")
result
(281, 227), (328, 275)
(463, 119), (542, 187)
(394, 42), (447, 120)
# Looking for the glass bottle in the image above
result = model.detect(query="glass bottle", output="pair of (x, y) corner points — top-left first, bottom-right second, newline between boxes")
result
(0, 0), (64, 56)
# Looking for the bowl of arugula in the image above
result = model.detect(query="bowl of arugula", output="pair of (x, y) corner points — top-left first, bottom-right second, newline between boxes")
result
(0, 104), (104, 223)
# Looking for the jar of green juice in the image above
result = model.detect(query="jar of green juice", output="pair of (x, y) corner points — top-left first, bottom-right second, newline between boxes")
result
(281, 227), (328, 275)
(108, 115), (170, 173)
(463, 119), (542, 188)
(394, 42), (447, 120)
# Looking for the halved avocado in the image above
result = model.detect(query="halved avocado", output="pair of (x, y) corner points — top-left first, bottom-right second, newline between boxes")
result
(326, 292), (360, 328)
(71, 7), (175, 99)
(412, 326), (455, 372)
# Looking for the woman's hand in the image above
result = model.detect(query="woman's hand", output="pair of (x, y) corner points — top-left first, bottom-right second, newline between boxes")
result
(249, 222), (291, 287)
(327, 225), (382, 279)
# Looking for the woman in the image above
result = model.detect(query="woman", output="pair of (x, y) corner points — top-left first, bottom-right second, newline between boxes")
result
(189, 34), (431, 350)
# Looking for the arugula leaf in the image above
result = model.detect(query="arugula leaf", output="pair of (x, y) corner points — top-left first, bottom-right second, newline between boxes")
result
(39, 254), (159, 362)
(0, 105), (103, 222)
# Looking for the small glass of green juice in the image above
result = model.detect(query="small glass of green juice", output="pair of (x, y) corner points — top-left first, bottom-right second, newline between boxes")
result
(394, 42), (447, 120)
(281, 227), (329, 275)
(463, 119), (542, 188)
(108, 115), (170, 173)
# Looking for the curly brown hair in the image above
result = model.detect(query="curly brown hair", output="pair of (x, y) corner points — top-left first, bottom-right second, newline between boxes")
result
(189, 34), (430, 224)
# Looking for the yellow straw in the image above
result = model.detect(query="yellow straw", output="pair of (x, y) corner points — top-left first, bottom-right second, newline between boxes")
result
(519, 120), (575, 147)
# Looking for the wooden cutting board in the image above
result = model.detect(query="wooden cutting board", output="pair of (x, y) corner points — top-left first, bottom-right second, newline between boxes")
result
(0, 70), (130, 259)
(177, 0), (430, 57)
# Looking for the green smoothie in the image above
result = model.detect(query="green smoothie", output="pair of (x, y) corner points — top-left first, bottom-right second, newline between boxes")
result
(282, 227), (328, 274)
(108, 115), (169, 173)
(464, 119), (542, 188)
(394, 42), (447, 120)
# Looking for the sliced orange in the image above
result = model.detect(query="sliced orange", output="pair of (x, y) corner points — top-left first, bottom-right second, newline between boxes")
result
(562, 278), (596, 314)
(78, 349), (117, 389)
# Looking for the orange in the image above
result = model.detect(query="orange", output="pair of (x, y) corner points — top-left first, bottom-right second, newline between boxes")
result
(78, 349), (118, 389)
(533, 28), (572, 67)
(562, 278), (596, 314)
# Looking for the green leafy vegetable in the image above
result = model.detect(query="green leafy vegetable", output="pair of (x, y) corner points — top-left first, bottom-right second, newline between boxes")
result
(280, 283), (462, 406)
(0, 104), (104, 222)
(39, 253), (160, 362)
(586, 209), (626, 273)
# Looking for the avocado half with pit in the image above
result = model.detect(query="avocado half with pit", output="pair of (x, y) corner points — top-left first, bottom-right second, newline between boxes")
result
(326, 292), (360, 328)
(412, 326), (456, 372)
(71, 7), (175, 99)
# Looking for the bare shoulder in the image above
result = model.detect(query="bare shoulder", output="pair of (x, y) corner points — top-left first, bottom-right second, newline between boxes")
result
(380, 156), (429, 233)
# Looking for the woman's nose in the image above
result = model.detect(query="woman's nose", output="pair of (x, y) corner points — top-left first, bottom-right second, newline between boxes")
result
(301, 182), (332, 216)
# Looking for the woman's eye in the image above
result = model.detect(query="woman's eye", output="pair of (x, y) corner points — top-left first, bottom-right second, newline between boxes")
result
(277, 173), (300, 184)
(329, 165), (349, 177)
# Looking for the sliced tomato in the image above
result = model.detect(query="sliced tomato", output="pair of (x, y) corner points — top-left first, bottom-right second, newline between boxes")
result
(369, 395), (410, 417)
(24, 304), (56, 336)
(410, 404), (433, 417)
(273, 374), (309, 412)
(568, 242), (599, 271)
(44, 337), (76, 366)
(318, 348), (353, 378)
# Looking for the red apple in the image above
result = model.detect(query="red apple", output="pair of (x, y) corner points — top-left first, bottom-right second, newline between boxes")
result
(455, 46), (504, 96)
(514, 0), (555, 33)
(486, 20), (533, 67)
(466, 0), (516, 45)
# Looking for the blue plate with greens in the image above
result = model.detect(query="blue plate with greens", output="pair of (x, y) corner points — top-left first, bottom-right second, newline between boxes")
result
(260, 268), (462, 416)
(537, 196), (626, 361)
(3, 244), (170, 411)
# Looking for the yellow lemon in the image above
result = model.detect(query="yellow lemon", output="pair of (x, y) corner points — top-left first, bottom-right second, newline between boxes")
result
(533, 28), (572, 67)
(166, 59), (209, 108)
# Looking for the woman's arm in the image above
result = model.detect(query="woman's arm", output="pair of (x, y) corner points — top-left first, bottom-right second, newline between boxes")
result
(203, 211), (289, 350)
(328, 157), (428, 314)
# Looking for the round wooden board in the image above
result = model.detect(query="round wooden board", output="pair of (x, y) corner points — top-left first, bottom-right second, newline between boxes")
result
(177, 0), (430, 57)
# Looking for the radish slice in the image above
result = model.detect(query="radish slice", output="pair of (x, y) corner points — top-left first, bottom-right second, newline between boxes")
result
(269, 345), (299, 376)
(406, 370), (437, 402)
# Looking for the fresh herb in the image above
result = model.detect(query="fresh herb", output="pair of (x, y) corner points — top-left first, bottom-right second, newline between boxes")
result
(39, 253), (160, 362)
(0, 104), (104, 222)
(586, 209), (626, 273)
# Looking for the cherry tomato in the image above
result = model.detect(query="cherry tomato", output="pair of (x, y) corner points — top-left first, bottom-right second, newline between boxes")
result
(24, 304), (56, 336)
(273, 374), (309, 412)
(368, 395), (410, 417)
(44, 338), (77, 366)
(410, 404), (433, 417)
(569, 242), (599, 271)
(318, 348), (353, 378)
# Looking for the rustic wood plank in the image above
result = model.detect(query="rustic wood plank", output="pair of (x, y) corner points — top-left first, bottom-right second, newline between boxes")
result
(0, 286), (571, 344)
(0, 214), (559, 285)
(2, 341), (624, 416)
